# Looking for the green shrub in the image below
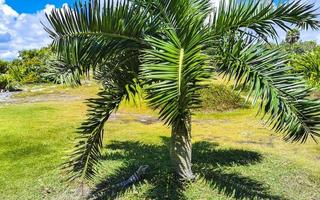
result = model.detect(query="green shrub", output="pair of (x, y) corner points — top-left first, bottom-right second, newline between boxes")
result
(6, 47), (54, 85)
(0, 75), (8, 90)
(291, 47), (320, 87)
(0, 74), (19, 91)
(21, 72), (41, 84)
(0, 48), (54, 90)
(0, 60), (8, 74)
(198, 84), (245, 112)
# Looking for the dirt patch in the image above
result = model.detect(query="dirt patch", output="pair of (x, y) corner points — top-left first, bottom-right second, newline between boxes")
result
(237, 137), (275, 147)
(193, 119), (231, 124)
(135, 115), (159, 125)
(17, 94), (81, 103)
(109, 113), (159, 125)
(41, 184), (91, 200)
(0, 91), (20, 103)
(110, 114), (234, 126)
(198, 136), (222, 142)
(1, 92), (82, 105)
(238, 141), (267, 145)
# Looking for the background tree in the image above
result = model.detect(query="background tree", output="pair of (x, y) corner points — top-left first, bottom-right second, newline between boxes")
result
(291, 46), (320, 86)
(45, 0), (320, 183)
(12, 48), (53, 84)
(286, 28), (301, 44)
(0, 47), (54, 90)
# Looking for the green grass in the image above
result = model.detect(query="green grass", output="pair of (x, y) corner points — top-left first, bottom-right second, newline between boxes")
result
(0, 84), (319, 199)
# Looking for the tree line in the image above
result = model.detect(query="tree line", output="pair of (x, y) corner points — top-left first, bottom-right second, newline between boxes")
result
(0, 47), (53, 91)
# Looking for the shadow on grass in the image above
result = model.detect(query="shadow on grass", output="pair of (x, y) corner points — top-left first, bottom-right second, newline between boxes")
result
(89, 137), (285, 200)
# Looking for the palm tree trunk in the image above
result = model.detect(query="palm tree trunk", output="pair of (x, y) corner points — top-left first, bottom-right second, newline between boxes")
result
(170, 114), (195, 181)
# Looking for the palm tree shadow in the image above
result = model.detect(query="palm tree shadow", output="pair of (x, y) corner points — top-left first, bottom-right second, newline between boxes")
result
(89, 137), (286, 200)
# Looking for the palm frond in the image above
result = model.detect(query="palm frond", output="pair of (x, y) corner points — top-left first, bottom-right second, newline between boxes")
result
(217, 39), (320, 142)
(64, 87), (125, 181)
(63, 46), (143, 181)
(141, 29), (210, 125)
(45, 0), (155, 67)
(46, 59), (82, 86)
(213, 0), (319, 40)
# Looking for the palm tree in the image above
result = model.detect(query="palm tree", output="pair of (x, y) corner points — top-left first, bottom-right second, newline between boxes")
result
(286, 28), (301, 44)
(45, 0), (320, 182)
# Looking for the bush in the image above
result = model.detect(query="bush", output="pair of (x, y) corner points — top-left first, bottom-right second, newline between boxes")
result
(0, 74), (19, 91)
(0, 60), (8, 74)
(291, 47), (320, 87)
(0, 47), (54, 90)
(8, 48), (54, 84)
(0, 75), (8, 90)
(198, 84), (245, 112)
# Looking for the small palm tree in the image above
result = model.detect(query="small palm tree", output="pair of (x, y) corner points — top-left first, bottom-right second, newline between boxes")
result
(45, 0), (320, 182)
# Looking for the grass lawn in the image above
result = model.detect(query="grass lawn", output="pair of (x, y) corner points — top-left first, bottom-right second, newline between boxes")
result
(0, 84), (319, 200)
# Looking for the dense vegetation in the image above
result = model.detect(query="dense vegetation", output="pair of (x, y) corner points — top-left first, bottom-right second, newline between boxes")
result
(273, 30), (320, 87)
(0, 47), (53, 91)
(199, 84), (244, 112)
(289, 44), (320, 87)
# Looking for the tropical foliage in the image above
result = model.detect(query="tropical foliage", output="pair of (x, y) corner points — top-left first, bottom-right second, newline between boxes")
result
(45, 0), (320, 182)
(291, 47), (320, 87)
(278, 40), (318, 55)
(272, 38), (320, 88)
(0, 60), (10, 90)
(0, 47), (54, 90)
(11, 48), (54, 84)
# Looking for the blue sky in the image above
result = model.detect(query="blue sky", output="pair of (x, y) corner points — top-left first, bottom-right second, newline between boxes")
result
(5, 0), (75, 13)
(0, 0), (319, 60)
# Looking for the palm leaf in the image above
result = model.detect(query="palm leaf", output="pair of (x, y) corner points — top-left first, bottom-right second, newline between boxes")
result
(46, 59), (82, 86)
(213, 0), (319, 40)
(141, 29), (210, 125)
(63, 51), (143, 182)
(63, 87), (125, 181)
(217, 39), (320, 142)
(45, 0), (155, 68)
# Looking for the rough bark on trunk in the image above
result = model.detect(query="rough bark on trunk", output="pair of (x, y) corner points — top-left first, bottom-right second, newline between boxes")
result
(170, 115), (195, 181)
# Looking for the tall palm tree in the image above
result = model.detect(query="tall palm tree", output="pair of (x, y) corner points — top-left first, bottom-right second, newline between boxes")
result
(286, 28), (301, 44)
(45, 0), (320, 182)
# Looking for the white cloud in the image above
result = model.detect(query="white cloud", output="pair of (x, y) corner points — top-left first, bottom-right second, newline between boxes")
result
(1, 3), (18, 17)
(0, 1), (55, 60)
(44, 4), (55, 14)
(0, 50), (17, 60)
